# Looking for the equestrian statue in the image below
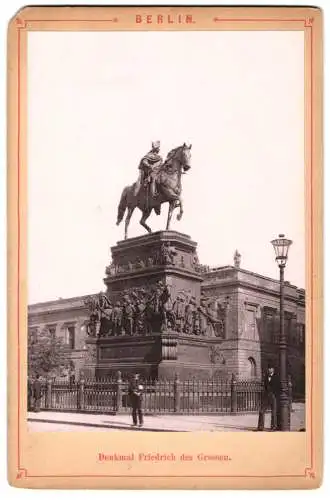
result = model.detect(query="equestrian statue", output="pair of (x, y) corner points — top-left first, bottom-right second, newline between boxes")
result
(116, 141), (192, 239)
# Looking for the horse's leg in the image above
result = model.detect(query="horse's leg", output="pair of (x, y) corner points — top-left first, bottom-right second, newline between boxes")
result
(124, 207), (134, 239)
(176, 196), (184, 221)
(166, 202), (175, 230)
(140, 207), (152, 234)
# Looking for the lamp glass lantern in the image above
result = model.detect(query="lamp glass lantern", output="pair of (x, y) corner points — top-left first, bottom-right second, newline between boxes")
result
(271, 233), (292, 267)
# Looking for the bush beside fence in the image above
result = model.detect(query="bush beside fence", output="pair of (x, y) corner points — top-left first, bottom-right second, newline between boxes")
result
(37, 373), (264, 415)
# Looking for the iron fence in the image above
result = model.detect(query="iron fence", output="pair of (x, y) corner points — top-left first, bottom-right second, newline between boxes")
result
(36, 374), (264, 415)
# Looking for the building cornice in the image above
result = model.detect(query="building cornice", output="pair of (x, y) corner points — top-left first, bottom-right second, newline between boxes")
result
(28, 294), (95, 316)
(202, 278), (305, 306)
(202, 265), (305, 294)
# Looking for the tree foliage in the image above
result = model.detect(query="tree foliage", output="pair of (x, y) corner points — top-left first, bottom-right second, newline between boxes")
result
(28, 327), (69, 377)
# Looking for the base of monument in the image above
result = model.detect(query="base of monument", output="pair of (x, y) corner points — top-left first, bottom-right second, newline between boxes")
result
(83, 333), (231, 380)
(82, 362), (221, 380)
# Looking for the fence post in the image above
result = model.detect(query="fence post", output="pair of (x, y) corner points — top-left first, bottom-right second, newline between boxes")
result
(174, 373), (180, 413)
(116, 371), (122, 413)
(78, 376), (85, 411)
(46, 377), (52, 409)
(231, 373), (238, 414)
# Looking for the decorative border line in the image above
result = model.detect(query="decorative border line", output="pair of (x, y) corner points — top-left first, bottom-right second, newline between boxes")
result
(15, 15), (315, 480)
(213, 17), (314, 28)
(308, 15), (314, 480)
(16, 18), (119, 27)
(16, 19), (23, 481)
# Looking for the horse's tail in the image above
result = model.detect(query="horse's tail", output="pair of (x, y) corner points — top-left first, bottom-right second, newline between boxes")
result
(116, 187), (129, 225)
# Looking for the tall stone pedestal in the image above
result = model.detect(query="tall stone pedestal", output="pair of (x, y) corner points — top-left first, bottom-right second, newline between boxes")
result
(83, 231), (227, 380)
(104, 230), (202, 302)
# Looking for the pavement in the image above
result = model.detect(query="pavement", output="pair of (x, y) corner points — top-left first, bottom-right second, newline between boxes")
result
(28, 403), (305, 432)
(28, 421), (120, 432)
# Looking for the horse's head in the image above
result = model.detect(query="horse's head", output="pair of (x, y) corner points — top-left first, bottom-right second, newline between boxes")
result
(164, 143), (192, 173)
(161, 143), (191, 174)
(181, 142), (192, 172)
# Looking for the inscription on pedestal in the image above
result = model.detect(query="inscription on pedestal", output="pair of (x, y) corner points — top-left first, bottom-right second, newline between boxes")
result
(100, 345), (149, 359)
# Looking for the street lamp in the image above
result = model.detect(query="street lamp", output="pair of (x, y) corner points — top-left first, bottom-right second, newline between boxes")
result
(271, 233), (293, 431)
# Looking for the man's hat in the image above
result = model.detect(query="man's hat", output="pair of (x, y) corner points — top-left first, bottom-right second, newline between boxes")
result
(152, 140), (160, 149)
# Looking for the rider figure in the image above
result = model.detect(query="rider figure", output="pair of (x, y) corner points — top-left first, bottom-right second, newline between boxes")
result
(134, 141), (163, 197)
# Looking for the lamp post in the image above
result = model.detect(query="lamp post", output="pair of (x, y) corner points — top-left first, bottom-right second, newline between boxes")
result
(271, 233), (292, 431)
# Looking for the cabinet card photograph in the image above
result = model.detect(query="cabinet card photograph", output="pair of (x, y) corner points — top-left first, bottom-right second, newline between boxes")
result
(7, 5), (323, 490)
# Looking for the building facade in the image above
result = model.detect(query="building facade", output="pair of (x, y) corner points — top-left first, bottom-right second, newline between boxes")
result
(28, 261), (305, 395)
(28, 295), (89, 379)
(200, 265), (305, 395)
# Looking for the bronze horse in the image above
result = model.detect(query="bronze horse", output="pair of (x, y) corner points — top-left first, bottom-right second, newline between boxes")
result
(116, 143), (192, 239)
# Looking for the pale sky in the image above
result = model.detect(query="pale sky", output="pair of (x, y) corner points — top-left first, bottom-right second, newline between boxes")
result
(27, 30), (305, 303)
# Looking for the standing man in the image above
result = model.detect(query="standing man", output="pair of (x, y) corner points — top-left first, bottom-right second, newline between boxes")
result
(128, 373), (144, 427)
(257, 364), (280, 431)
(134, 141), (163, 198)
(33, 374), (42, 413)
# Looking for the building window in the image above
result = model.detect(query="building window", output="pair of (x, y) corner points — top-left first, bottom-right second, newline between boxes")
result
(245, 307), (258, 340)
(248, 357), (257, 378)
(263, 307), (280, 344)
(47, 325), (56, 340)
(68, 326), (76, 349)
(264, 310), (275, 342)
(65, 325), (75, 349)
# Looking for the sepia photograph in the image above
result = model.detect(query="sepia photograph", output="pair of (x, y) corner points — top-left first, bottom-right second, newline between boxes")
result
(26, 27), (306, 434)
(7, 3), (324, 490)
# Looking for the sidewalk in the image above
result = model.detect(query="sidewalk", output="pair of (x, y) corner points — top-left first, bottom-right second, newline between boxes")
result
(28, 403), (305, 432)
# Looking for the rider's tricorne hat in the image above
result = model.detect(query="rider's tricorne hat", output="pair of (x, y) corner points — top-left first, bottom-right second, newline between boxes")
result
(152, 140), (160, 149)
